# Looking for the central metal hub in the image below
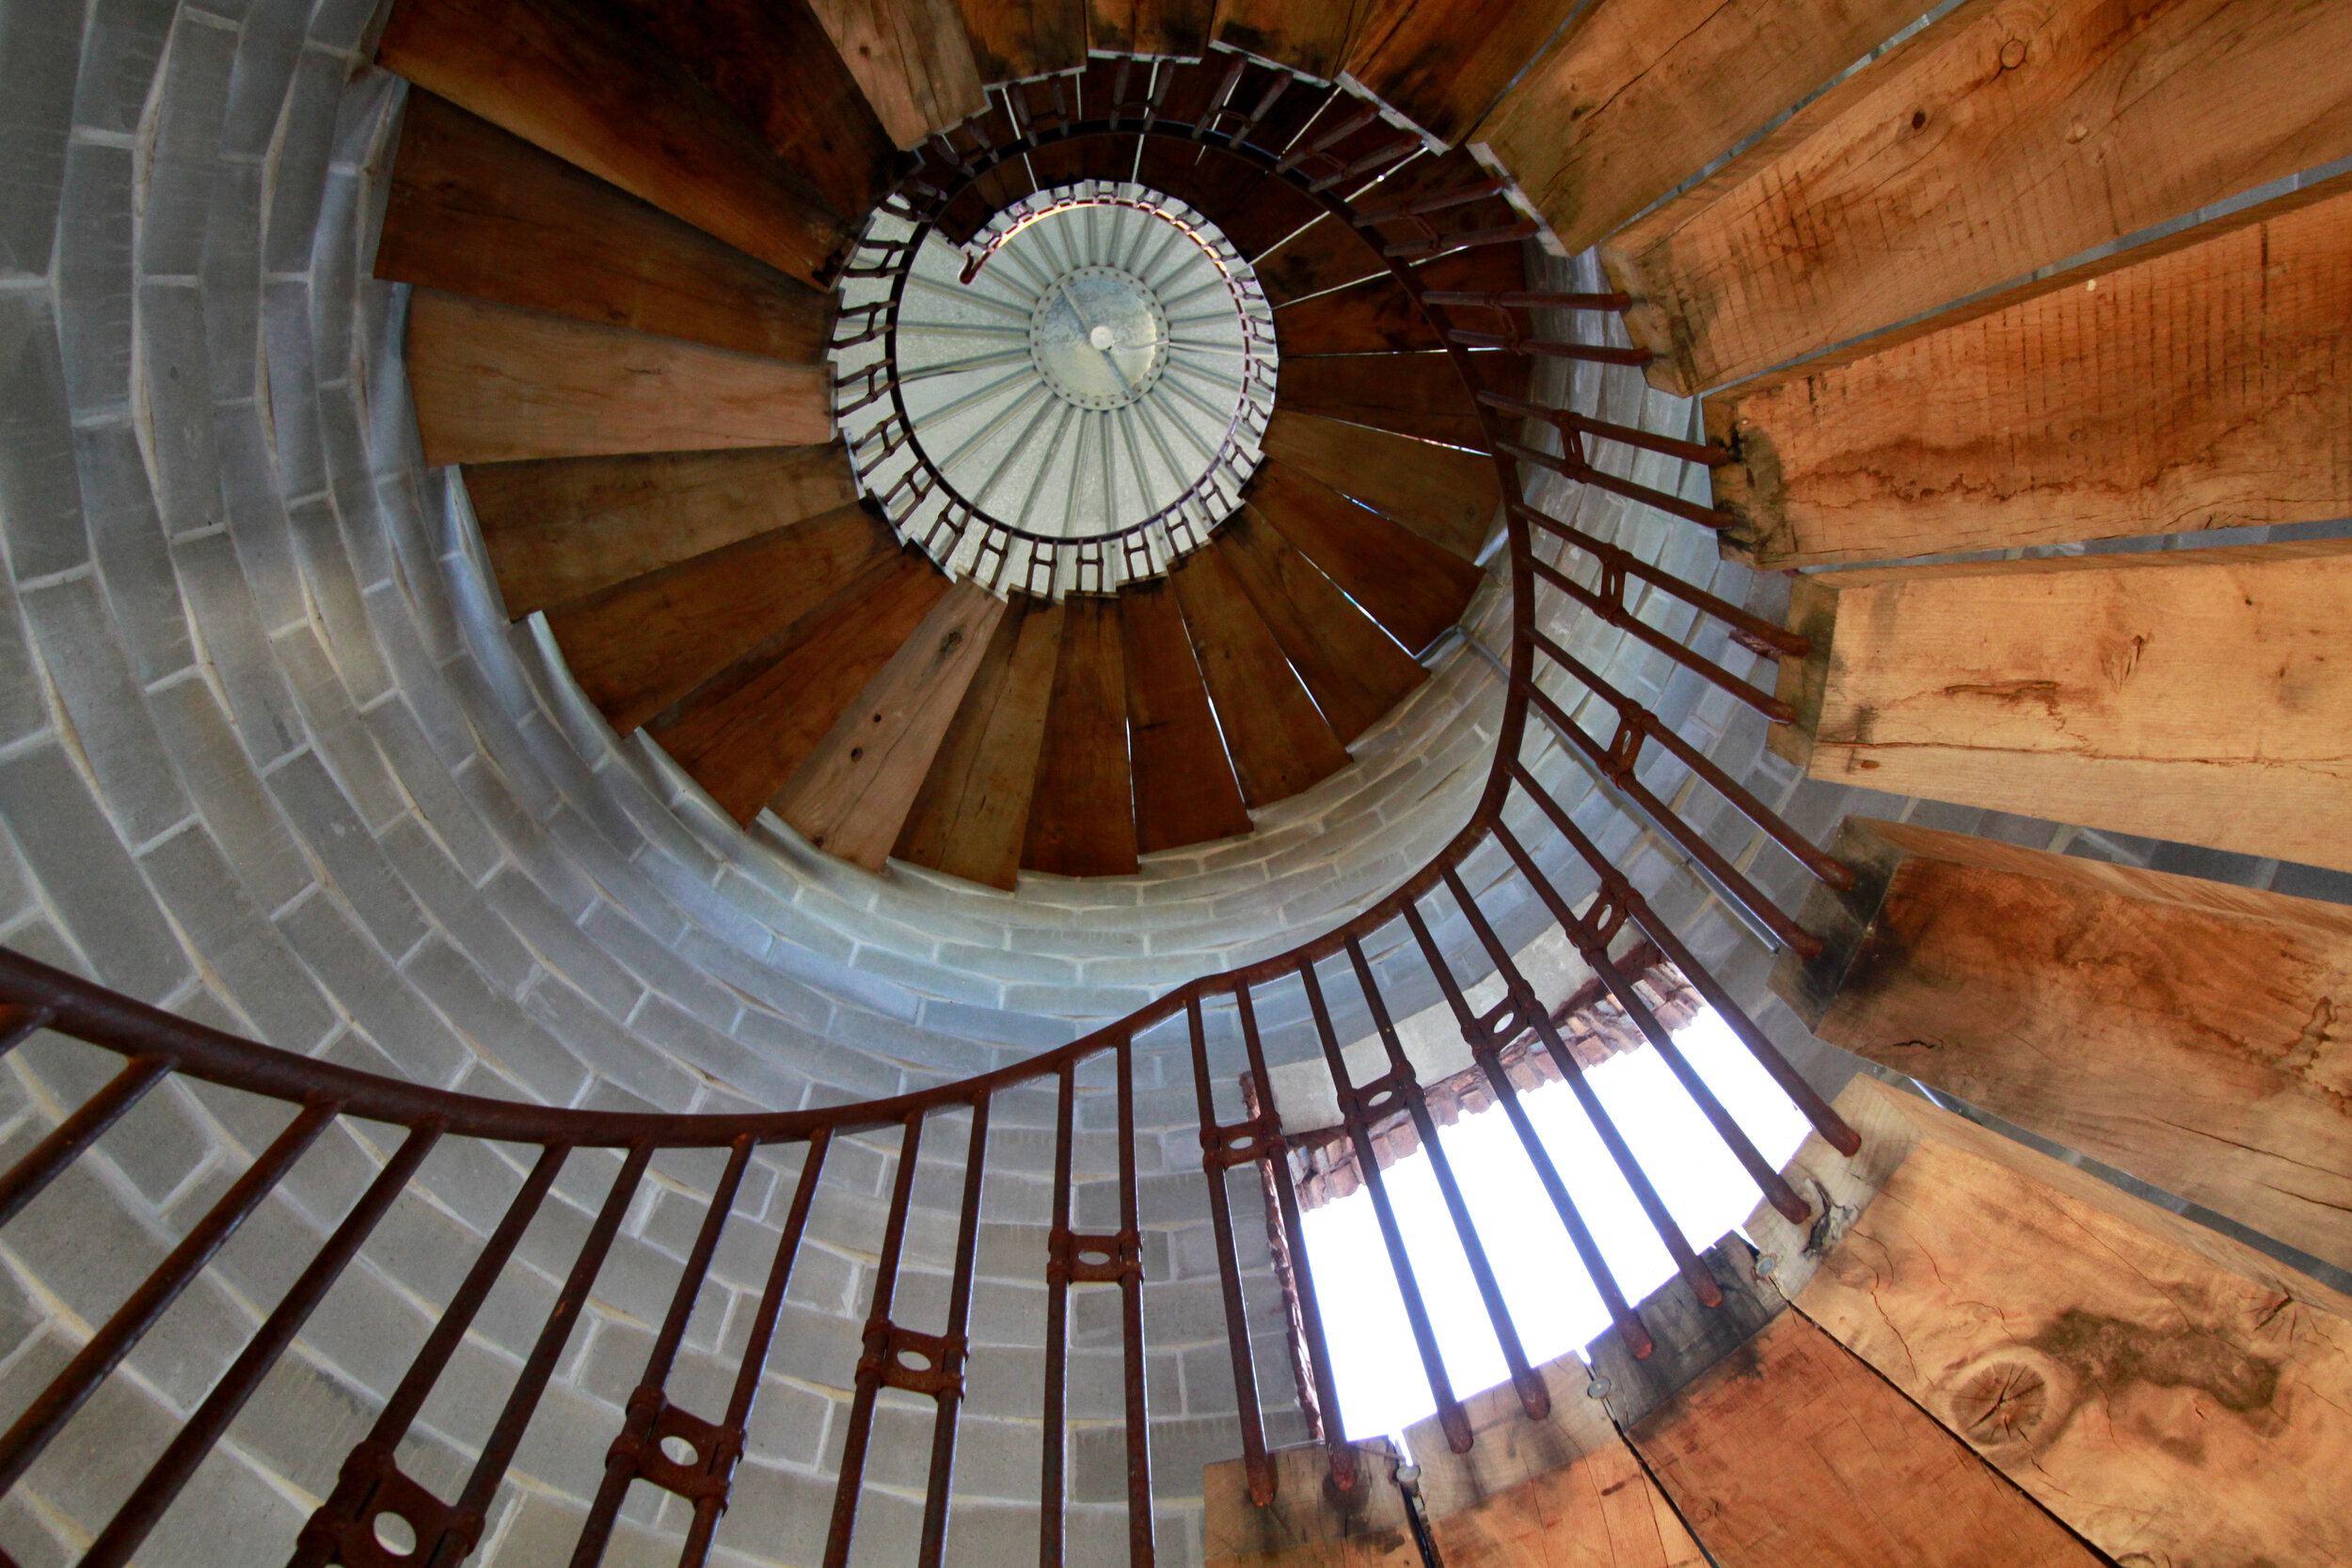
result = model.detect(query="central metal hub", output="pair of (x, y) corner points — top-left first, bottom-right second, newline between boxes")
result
(1027, 264), (1168, 411)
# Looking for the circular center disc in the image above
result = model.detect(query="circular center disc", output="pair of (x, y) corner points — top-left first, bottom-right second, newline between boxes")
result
(1028, 265), (1168, 411)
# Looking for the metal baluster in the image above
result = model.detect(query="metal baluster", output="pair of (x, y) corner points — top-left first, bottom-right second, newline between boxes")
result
(0, 1053), (172, 1228)
(1184, 996), (1272, 1505)
(1041, 1062), (1077, 1568)
(916, 1096), (991, 1568)
(1115, 1039), (1154, 1567)
(823, 1111), (927, 1568)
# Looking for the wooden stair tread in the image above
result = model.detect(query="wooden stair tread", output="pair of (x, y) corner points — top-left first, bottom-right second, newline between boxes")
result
(1279, 349), (1523, 448)
(958, 0), (1089, 83)
(1247, 458), (1484, 655)
(1168, 546), (1349, 809)
(804, 0), (986, 149)
(1262, 408), (1502, 562)
(1254, 214), (1388, 307)
(1345, 0), (1585, 146)
(895, 595), (1063, 889)
(1212, 0), (1363, 82)
(1215, 508), (1428, 745)
(1120, 578), (1254, 855)
(1086, 0), (1214, 64)
(1023, 594), (1139, 877)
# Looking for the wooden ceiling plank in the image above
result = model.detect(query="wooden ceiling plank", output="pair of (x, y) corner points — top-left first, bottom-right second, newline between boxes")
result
(1247, 459), (1483, 655)
(1168, 547), (1349, 808)
(1262, 407), (1501, 562)
(1120, 578), (1253, 854)
(895, 595), (1064, 889)
(1024, 595), (1140, 878)
(1216, 507), (1426, 745)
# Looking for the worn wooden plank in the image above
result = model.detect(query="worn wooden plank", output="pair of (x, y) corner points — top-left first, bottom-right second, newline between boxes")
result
(1775, 816), (2352, 1272)
(466, 444), (856, 617)
(807, 0), (987, 148)
(543, 500), (896, 734)
(375, 0), (849, 286)
(958, 0), (1088, 82)
(1247, 459), (1482, 654)
(1475, 0), (1924, 259)
(1275, 243), (1525, 356)
(1277, 350), (1519, 449)
(1120, 578), (1252, 854)
(895, 596), (1062, 889)
(1771, 539), (2352, 874)
(1710, 172), (2352, 567)
(1217, 508), (1425, 744)
(1023, 594), (1137, 878)
(1256, 215), (1388, 305)
(773, 582), (1008, 869)
(406, 292), (832, 467)
(1169, 546), (1349, 808)
(378, 93), (833, 363)
(1205, 1442), (1417, 1568)
(1089, 0), (1213, 60)
(1343, 0), (1583, 145)
(652, 552), (948, 821)
(1759, 1075), (2352, 1568)
(1211, 0), (1362, 81)
(1262, 409), (1500, 562)
(1602, 0), (2352, 395)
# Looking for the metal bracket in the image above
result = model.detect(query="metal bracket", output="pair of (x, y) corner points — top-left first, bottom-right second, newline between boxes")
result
(1048, 1226), (1142, 1285)
(860, 1319), (967, 1402)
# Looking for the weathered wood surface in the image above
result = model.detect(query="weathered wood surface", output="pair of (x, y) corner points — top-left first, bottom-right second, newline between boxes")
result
(1216, 510), (1425, 745)
(379, 93), (834, 363)
(958, 0), (1088, 82)
(1089, 0), (1213, 61)
(1344, 0), (1584, 146)
(1023, 595), (1137, 878)
(1603, 0), (2352, 394)
(1754, 1076), (2352, 1568)
(1710, 172), (2352, 567)
(375, 0), (849, 286)
(1775, 816), (2352, 1271)
(1771, 540), (2352, 873)
(1276, 351), (1521, 449)
(895, 596), (1062, 889)
(1262, 410), (1500, 562)
(803, 0), (985, 149)
(1256, 216), (1388, 306)
(1169, 546), (1349, 808)
(1275, 244), (1525, 356)
(406, 292), (832, 466)
(773, 582), (1007, 870)
(1588, 1239), (1788, 1433)
(1475, 0), (1924, 260)
(1212, 0), (1362, 80)
(544, 500), (896, 734)
(1204, 1442), (1418, 1568)
(467, 444), (856, 617)
(606, 0), (898, 222)
(653, 552), (947, 821)
(1120, 579), (1252, 855)
(1247, 460), (1483, 654)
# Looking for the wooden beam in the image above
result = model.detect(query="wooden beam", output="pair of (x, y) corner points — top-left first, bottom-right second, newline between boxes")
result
(378, 93), (834, 364)
(406, 292), (832, 467)
(1343, 0), (1584, 146)
(958, 0), (1089, 82)
(1277, 350), (1522, 449)
(1024, 594), (1137, 878)
(1602, 0), (2352, 394)
(544, 500), (897, 735)
(1169, 546), (1349, 808)
(1749, 1075), (2352, 1568)
(895, 596), (1062, 889)
(1774, 816), (2352, 1272)
(1120, 578), (1252, 854)
(1212, 0), (1362, 82)
(1262, 409), (1500, 562)
(1474, 0), (1924, 260)
(805, 0), (986, 149)
(773, 582), (1008, 870)
(466, 444), (856, 618)
(1770, 540), (2352, 874)
(1710, 172), (2352, 567)
(1246, 459), (1483, 655)
(1216, 508), (1426, 745)
(1088, 0), (1213, 61)
(375, 0), (850, 287)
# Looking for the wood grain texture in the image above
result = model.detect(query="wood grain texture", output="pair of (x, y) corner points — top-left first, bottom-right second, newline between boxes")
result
(773, 582), (1008, 869)
(378, 93), (833, 363)
(374, 0), (849, 285)
(1204, 1443), (1418, 1568)
(894, 595), (1062, 889)
(1169, 546), (1349, 808)
(1217, 508), (1425, 744)
(1256, 215), (1388, 306)
(807, 0), (987, 148)
(1602, 0), (2352, 394)
(467, 444), (856, 617)
(1247, 459), (1483, 654)
(653, 552), (948, 821)
(1475, 0), (1924, 258)
(1277, 351), (1521, 448)
(406, 292), (832, 466)
(958, 0), (1088, 81)
(1771, 540), (2352, 873)
(1088, 0), (1213, 60)
(1024, 595), (1137, 877)
(1212, 0), (1363, 81)
(1710, 172), (2352, 567)
(544, 500), (897, 734)
(1772, 1077), (2352, 1568)
(1343, 0), (1585, 145)
(1120, 578), (1252, 854)
(1262, 409), (1500, 562)
(1774, 817), (2352, 1271)
(1629, 1309), (2101, 1568)
(1274, 243), (1524, 356)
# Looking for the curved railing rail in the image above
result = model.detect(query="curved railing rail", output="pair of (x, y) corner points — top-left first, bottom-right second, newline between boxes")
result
(0, 50), (1862, 1568)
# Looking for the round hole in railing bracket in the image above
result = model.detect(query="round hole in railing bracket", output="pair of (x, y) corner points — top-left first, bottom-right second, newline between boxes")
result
(899, 1348), (932, 1371)
(373, 1512), (418, 1557)
(1080, 1248), (1112, 1265)
(660, 1433), (698, 1467)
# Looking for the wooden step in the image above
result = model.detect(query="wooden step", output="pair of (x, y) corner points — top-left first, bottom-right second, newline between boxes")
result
(545, 499), (898, 735)
(773, 581), (1009, 869)
(1262, 408), (1501, 562)
(406, 293), (832, 467)
(1345, 0), (1585, 145)
(1120, 578), (1253, 855)
(1254, 215), (1388, 307)
(1273, 242), (1525, 356)
(1278, 349), (1524, 448)
(1087, 0), (1213, 61)
(1246, 460), (1484, 655)
(803, 0), (985, 149)
(1168, 546), (1349, 808)
(375, 0), (850, 287)
(896, 594), (1063, 889)
(378, 93), (833, 364)
(652, 551), (950, 822)
(1213, 508), (1427, 745)
(959, 0), (1089, 82)
(1212, 0), (1362, 81)
(1024, 594), (1139, 877)
(1603, 0), (2352, 395)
